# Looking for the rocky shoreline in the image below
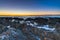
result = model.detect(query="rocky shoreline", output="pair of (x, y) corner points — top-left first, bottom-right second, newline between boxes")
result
(0, 17), (60, 40)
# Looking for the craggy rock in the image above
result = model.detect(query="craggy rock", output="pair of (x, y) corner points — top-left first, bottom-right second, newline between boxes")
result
(25, 18), (34, 21)
(0, 17), (60, 40)
(34, 17), (48, 25)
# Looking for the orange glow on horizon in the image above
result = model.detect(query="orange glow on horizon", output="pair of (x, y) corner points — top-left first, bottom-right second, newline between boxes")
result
(0, 11), (60, 16)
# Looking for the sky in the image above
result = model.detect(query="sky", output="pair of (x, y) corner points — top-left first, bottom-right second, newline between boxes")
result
(0, 0), (60, 16)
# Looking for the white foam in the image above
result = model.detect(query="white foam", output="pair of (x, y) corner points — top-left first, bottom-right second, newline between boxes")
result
(19, 21), (24, 24)
(11, 19), (15, 22)
(34, 22), (38, 25)
(37, 25), (55, 31)
(7, 26), (10, 28)
(26, 21), (38, 27)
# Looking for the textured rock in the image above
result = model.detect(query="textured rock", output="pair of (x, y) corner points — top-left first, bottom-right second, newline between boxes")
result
(0, 17), (60, 40)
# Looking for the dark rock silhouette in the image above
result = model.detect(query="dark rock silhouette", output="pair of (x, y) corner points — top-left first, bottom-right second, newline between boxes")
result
(34, 17), (48, 25)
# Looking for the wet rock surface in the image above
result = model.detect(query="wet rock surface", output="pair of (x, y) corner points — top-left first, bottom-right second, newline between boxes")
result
(0, 17), (60, 40)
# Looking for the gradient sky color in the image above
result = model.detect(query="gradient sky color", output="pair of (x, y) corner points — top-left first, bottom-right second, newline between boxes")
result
(0, 0), (60, 16)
